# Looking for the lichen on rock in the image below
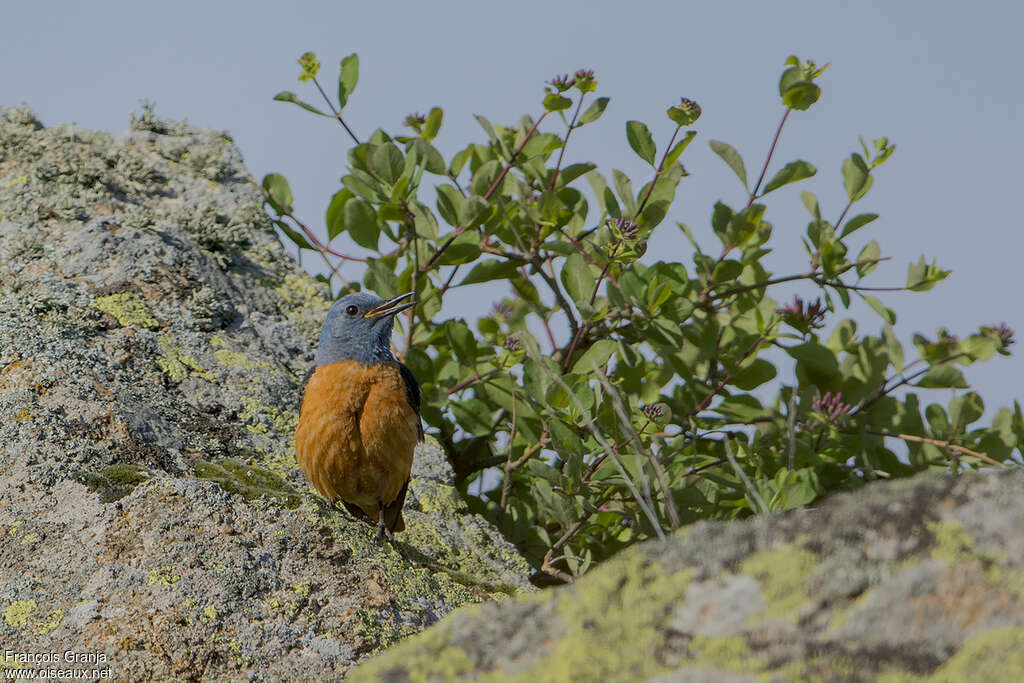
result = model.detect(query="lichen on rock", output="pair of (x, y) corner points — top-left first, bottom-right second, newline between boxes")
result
(0, 105), (532, 680)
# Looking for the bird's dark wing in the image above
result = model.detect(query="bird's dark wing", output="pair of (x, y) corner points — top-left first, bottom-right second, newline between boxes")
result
(398, 361), (424, 441)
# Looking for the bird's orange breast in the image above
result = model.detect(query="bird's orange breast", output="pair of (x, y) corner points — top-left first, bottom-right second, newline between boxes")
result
(294, 360), (419, 521)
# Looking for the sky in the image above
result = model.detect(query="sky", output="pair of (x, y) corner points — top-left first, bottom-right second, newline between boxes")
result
(3, 1), (1021, 420)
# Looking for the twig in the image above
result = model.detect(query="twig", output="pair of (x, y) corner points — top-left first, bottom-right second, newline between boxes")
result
(549, 93), (587, 190)
(749, 108), (791, 204)
(526, 343), (665, 540)
(689, 333), (769, 417)
(310, 76), (360, 145)
(867, 429), (1006, 468)
(724, 440), (769, 515)
(635, 124), (683, 219)
(447, 368), (502, 395)
(592, 364), (681, 529)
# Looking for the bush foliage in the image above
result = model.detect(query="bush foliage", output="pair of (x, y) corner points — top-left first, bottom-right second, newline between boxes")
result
(264, 52), (1022, 583)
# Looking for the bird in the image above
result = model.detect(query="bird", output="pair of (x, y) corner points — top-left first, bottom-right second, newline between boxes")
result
(295, 291), (422, 542)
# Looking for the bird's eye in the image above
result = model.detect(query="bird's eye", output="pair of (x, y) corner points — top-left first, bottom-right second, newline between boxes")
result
(345, 305), (359, 317)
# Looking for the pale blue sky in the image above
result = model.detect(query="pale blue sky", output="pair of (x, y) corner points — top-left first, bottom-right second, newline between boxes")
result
(4, 1), (1021, 417)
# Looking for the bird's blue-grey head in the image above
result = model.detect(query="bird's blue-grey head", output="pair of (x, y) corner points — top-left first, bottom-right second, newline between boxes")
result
(314, 291), (415, 366)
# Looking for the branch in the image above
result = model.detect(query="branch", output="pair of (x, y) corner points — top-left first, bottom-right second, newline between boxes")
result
(689, 332), (769, 417)
(419, 111), (549, 274)
(867, 429), (1006, 468)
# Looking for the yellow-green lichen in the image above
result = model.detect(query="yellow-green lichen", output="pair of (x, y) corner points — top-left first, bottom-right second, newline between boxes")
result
(349, 621), (474, 683)
(193, 457), (302, 508)
(3, 174), (28, 187)
(91, 292), (159, 328)
(275, 273), (331, 319)
(8, 521), (23, 534)
(147, 566), (181, 586)
(688, 635), (762, 675)
(4, 599), (37, 627)
(739, 544), (819, 622)
(156, 335), (213, 382)
(36, 609), (63, 635)
(202, 605), (218, 622)
(239, 395), (297, 436)
(927, 520), (1024, 598)
(513, 550), (695, 683)
(925, 626), (1024, 682)
(75, 464), (151, 503)
(20, 533), (39, 544)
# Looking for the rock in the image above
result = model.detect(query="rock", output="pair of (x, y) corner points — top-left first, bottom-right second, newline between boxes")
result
(351, 469), (1024, 682)
(0, 106), (532, 680)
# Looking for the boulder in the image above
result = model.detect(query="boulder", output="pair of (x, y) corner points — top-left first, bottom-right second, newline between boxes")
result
(352, 468), (1024, 682)
(0, 106), (532, 681)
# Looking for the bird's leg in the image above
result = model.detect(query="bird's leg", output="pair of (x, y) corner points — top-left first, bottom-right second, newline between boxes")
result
(374, 501), (395, 544)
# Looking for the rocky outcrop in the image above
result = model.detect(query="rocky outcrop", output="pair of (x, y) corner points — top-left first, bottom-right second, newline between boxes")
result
(0, 107), (531, 681)
(352, 468), (1024, 682)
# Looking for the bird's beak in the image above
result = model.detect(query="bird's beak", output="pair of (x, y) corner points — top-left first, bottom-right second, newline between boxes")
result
(363, 292), (415, 321)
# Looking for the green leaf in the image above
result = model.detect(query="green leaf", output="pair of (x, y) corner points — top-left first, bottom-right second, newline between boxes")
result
(460, 260), (521, 286)
(663, 130), (697, 169)
(731, 358), (777, 390)
(273, 219), (312, 251)
(841, 154), (873, 202)
(916, 365), (969, 389)
(578, 97), (610, 125)
(423, 107), (443, 142)
(856, 240), (881, 278)
(370, 143), (405, 185)
(906, 256), (951, 292)
(560, 252), (596, 306)
(625, 121), (657, 166)
(786, 341), (839, 377)
(406, 139), (446, 175)
(448, 145), (473, 177)
(800, 191), (821, 220)
(762, 160), (816, 194)
(438, 231), (481, 265)
(715, 395), (765, 420)
(435, 185), (463, 226)
(862, 294), (896, 324)
(573, 340), (617, 373)
(950, 392), (984, 428)
(840, 213), (879, 238)
(261, 173), (293, 213)
(555, 162), (597, 188)
(709, 140), (747, 190)
(408, 199), (439, 240)
(338, 53), (359, 109)
(612, 170), (636, 216)
(343, 199), (379, 250)
(325, 189), (353, 240)
(543, 93), (573, 112)
(272, 91), (329, 117)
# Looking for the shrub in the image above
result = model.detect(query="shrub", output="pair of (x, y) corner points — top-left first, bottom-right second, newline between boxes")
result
(264, 52), (1022, 583)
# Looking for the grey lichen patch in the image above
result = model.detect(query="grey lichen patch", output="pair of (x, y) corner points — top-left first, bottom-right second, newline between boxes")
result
(74, 464), (151, 503)
(90, 292), (159, 328)
(194, 457), (302, 509)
